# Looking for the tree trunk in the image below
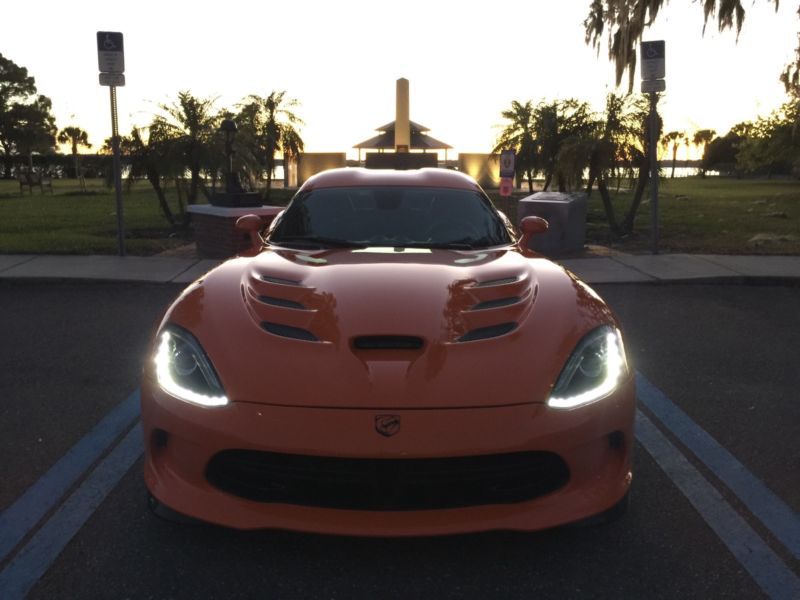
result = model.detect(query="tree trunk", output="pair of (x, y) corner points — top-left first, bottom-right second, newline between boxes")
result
(148, 173), (175, 226)
(527, 168), (533, 193)
(265, 155), (275, 202)
(585, 161), (596, 197)
(621, 167), (650, 235)
(189, 167), (200, 204)
(2, 153), (12, 179)
(543, 173), (552, 191)
(670, 145), (677, 178)
(174, 178), (189, 227)
(597, 176), (622, 238)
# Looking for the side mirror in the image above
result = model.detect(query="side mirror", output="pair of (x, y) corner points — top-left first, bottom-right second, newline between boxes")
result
(518, 216), (549, 250)
(236, 214), (266, 251)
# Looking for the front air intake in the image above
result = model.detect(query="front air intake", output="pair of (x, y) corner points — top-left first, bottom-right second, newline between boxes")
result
(206, 450), (570, 510)
(353, 336), (424, 350)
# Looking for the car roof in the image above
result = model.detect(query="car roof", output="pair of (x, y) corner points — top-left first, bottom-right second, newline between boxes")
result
(300, 168), (481, 192)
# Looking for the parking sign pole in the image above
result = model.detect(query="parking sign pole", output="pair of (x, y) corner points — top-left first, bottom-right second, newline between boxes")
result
(97, 31), (126, 256)
(649, 92), (659, 255)
(110, 85), (125, 256)
(640, 40), (665, 255)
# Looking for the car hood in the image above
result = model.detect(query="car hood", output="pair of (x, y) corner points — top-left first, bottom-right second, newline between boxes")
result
(162, 246), (618, 409)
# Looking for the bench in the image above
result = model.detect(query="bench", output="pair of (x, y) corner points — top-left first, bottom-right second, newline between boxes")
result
(37, 172), (54, 195)
(17, 172), (33, 195)
(18, 171), (54, 195)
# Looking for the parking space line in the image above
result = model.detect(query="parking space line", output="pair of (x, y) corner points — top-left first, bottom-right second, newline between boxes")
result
(0, 423), (144, 600)
(637, 372), (800, 559)
(0, 390), (140, 564)
(635, 410), (800, 599)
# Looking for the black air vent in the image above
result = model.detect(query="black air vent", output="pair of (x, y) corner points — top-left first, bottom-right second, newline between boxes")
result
(206, 450), (570, 511)
(353, 336), (424, 350)
(258, 296), (307, 310)
(471, 297), (520, 311)
(475, 277), (518, 287)
(458, 322), (517, 342)
(261, 275), (301, 286)
(262, 322), (318, 341)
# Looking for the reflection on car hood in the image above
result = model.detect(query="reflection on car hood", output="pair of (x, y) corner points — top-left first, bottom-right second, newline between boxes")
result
(165, 246), (617, 409)
(244, 246), (537, 345)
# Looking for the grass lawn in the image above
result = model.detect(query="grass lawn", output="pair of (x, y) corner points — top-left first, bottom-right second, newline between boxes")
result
(1, 176), (798, 256)
(0, 178), (294, 256)
(489, 176), (800, 255)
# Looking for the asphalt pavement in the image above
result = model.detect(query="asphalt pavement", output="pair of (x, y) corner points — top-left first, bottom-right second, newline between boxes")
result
(0, 257), (799, 598)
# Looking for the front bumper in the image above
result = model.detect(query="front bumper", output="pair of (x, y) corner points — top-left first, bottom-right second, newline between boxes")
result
(141, 378), (635, 536)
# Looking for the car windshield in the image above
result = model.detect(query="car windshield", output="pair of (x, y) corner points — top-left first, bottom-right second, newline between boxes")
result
(269, 186), (512, 249)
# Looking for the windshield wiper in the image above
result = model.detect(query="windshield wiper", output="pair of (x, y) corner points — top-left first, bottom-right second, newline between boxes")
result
(396, 241), (477, 250)
(269, 235), (368, 249)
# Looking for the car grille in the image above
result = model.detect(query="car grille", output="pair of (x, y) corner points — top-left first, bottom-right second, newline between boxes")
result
(205, 450), (570, 511)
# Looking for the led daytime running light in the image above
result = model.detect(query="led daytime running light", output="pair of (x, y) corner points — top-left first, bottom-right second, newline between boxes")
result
(154, 329), (228, 407)
(548, 329), (626, 409)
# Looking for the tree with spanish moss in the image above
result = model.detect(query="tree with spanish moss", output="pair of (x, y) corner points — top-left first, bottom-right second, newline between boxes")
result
(584, 1), (792, 91)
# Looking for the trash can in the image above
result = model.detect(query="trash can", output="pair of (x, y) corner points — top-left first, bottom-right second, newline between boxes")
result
(517, 192), (587, 256)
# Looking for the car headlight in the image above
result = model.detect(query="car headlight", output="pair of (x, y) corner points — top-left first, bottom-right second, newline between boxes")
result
(547, 325), (627, 409)
(154, 325), (228, 407)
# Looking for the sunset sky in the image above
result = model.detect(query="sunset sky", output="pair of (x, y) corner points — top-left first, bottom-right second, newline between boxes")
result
(2, 0), (798, 160)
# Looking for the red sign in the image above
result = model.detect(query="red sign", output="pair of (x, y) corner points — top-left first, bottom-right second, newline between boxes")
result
(499, 177), (513, 197)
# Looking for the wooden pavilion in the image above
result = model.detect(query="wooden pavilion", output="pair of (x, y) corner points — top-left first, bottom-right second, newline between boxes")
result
(354, 120), (452, 163)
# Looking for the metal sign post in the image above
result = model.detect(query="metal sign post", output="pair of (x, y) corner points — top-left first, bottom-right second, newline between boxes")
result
(97, 31), (125, 256)
(648, 93), (660, 254)
(499, 150), (515, 198)
(641, 40), (665, 255)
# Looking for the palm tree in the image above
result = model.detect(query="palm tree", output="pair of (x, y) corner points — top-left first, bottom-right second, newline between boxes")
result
(692, 129), (716, 177)
(57, 126), (91, 190)
(545, 99), (595, 191)
(493, 100), (537, 192)
(118, 125), (179, 226)
(661, 131), (687, 178)
(584, 93), (656, 238)
(238, 91), (304, 200)
(153, 91), (219, 204)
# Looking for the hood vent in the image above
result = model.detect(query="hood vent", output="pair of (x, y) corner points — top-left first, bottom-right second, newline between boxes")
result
(458, 322), (517, 343)
(475, 276), (519, 288)
(353, 335), (424, 350)
(262, 322), (319, 342)
(258, 296), (307, 310)
(261, 275), (301, 286)
(471, 297), (520, 311)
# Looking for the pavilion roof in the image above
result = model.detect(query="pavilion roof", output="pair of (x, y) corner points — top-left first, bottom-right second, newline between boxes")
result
(354, 120), (452, 150)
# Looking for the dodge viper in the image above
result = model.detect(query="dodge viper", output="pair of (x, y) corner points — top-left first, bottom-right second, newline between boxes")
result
(141, 167), (635, 535)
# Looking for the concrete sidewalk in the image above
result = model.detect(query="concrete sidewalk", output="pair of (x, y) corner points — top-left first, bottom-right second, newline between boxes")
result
(1, 253), (799, 285)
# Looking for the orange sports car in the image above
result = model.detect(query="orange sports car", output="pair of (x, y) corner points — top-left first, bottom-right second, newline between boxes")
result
(141, 168), (635, 535)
